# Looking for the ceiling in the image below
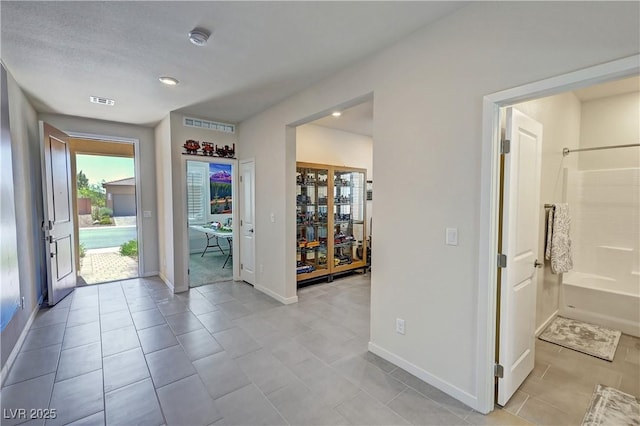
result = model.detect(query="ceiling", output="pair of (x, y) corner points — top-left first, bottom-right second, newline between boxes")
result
(310, 99), (374, 137)
(573, 75), (640, 101)
(1, 1), (466, 127)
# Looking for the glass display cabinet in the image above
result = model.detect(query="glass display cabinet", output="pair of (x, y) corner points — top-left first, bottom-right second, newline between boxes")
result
(296, 165), (329, 280)
(296, 162), (367, 283)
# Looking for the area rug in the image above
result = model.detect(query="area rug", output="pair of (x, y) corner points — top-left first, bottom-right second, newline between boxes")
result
(582, 384), (640, 426)
(538, 316), (621, 361)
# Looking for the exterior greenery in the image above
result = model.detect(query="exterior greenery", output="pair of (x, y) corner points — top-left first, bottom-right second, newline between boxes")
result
(119, 239), (138, 257)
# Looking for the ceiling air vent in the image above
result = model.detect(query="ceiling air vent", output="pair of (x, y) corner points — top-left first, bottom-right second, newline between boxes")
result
(183, 117), (235, 134)
(90, 96), (115, 106)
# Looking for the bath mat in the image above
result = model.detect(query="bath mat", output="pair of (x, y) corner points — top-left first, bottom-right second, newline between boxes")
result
(538, 316), (621, 361)
(582, 384), (639, 426)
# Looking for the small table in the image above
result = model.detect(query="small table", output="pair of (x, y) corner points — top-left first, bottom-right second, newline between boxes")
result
(190, 225), (233, 268)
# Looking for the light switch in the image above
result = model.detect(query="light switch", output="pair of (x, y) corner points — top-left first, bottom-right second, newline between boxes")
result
(446, 227), (458, 246)
(270, 213), (275, 223)
(143, 211), (152, 218)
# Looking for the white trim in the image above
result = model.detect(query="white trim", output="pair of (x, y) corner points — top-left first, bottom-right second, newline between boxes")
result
(140, 271), (159, 278)
(254, 284), (298, 305)
(1, 305), (40, 386)
(368, 342), (477, 409)
(238, 157), (256, 286)
(535, 310), (558, 336)
(476, 54), (640, 414)
(66, 131), (145, 278)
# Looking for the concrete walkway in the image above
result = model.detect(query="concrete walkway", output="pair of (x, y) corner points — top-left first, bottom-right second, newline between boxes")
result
(79, 247), (138, 284)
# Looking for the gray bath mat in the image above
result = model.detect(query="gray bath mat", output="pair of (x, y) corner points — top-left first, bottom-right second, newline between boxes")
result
(538, 316), (621, 361)
(582, 384), (640, 426)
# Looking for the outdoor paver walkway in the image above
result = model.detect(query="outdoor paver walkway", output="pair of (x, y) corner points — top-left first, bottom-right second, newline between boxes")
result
(79, 247), (138, 284)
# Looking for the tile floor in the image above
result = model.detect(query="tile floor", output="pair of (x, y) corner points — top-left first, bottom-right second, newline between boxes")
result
(504, 332), (640, 425)
(1, 274), (637, 425)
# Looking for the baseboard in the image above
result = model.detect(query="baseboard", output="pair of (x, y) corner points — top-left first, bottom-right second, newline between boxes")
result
(141, 271), (159, 278)
(254, 284), (298, 305)
(1, 305), (40, 386)
(368, 342), (478, 410)
(535, 310), (558, 336)
(158, 272), (174, 291)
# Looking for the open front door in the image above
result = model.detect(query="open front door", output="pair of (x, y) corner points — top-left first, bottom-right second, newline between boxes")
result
(239, 159), (256, 285)
(40, 122), (76, 305)
(497, 108), (543, 405)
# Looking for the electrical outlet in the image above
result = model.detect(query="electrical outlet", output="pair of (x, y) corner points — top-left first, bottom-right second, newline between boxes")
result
(143, 211), (152, 218)
(396, 318), (405, 335)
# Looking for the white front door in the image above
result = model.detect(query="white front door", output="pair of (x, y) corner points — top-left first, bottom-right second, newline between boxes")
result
(239, 159), (256, 285)
(497, 108), (543, 406)
(40, 122), (76, 305)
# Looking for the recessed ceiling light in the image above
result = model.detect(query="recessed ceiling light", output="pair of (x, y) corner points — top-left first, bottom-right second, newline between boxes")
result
(89, 96), (115, 106)
(332, 111), (342, 117)
(188, 28), (210, 46)
(159, 76), (179, 86)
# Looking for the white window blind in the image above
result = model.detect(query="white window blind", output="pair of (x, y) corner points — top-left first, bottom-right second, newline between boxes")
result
(187, 162), (209, 223)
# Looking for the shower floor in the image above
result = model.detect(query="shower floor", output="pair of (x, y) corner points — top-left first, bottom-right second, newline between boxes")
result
(504, 333), (640, 424)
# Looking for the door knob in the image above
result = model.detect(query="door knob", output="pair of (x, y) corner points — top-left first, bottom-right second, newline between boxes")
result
(534, 260), (543, 268)
(249, 228), (254, 233)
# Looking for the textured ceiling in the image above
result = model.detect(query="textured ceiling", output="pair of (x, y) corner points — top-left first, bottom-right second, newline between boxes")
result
(573, 75), (640, 101)
(311, 99), (373, 137)
(1, 1), (466, 127)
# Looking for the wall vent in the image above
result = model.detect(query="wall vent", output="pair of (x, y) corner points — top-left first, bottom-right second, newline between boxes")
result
(183, 117), (235, 134)
(89, 96), (115, 106)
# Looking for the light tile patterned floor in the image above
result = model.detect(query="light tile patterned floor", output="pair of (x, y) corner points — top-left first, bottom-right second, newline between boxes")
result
(1, 274), (638, 425)
(79, 248), (138, 285)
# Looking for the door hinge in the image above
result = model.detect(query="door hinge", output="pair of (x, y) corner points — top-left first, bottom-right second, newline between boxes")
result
(494, 363), (504, 378)
(240, 263), (243, 270)
(188, 268), (190, 275)
(240, 220), (243, 226)
(240, 176), (243, 183)
(497, 253), (507, 268)
(500, 139), (511, 154)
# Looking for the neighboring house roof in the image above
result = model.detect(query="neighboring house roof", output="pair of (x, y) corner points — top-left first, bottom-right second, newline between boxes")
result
(102, 177), (135, 187)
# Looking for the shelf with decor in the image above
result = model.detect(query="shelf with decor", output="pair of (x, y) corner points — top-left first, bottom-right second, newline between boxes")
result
(296, 162), (367, 284)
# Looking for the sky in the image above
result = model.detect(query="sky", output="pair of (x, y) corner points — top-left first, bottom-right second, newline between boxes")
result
(76, 154), (134, 185)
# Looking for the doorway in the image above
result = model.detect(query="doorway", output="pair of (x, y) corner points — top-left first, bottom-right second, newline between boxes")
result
(71, 138), (140, 285)
(479, 56), (640, 420)
(186, 158), (235, 287)
(293, 96), (373, 290)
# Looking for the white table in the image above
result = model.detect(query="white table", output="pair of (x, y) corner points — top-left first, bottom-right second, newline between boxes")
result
(190, 225), (233, 268)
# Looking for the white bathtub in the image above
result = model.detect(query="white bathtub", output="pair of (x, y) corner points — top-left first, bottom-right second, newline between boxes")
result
(561, 271), (640, 337)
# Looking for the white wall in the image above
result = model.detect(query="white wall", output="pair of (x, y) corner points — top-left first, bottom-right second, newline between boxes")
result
(297, 124), (373, 174)
(155, 115), (173, 286)
(39, 113), (160, 276)
(579, 92), (640, 170)
(237, 2), (640, 408)
(513, 93), (581, 331)
(1, 67), (43, 372)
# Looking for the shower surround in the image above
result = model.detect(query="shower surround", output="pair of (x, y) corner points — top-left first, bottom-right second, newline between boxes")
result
(561, 167), (640, 337)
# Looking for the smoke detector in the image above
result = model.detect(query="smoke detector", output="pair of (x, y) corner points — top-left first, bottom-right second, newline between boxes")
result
(188, 28), (210, 46)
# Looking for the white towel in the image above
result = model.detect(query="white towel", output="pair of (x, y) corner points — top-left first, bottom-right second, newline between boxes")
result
(546, 203), (573, 274)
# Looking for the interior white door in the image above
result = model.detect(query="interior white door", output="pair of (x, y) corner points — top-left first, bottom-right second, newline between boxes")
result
(497, 108), (543, 406)
(40, 122), (76, 305)
(239, 159), (256, 285)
